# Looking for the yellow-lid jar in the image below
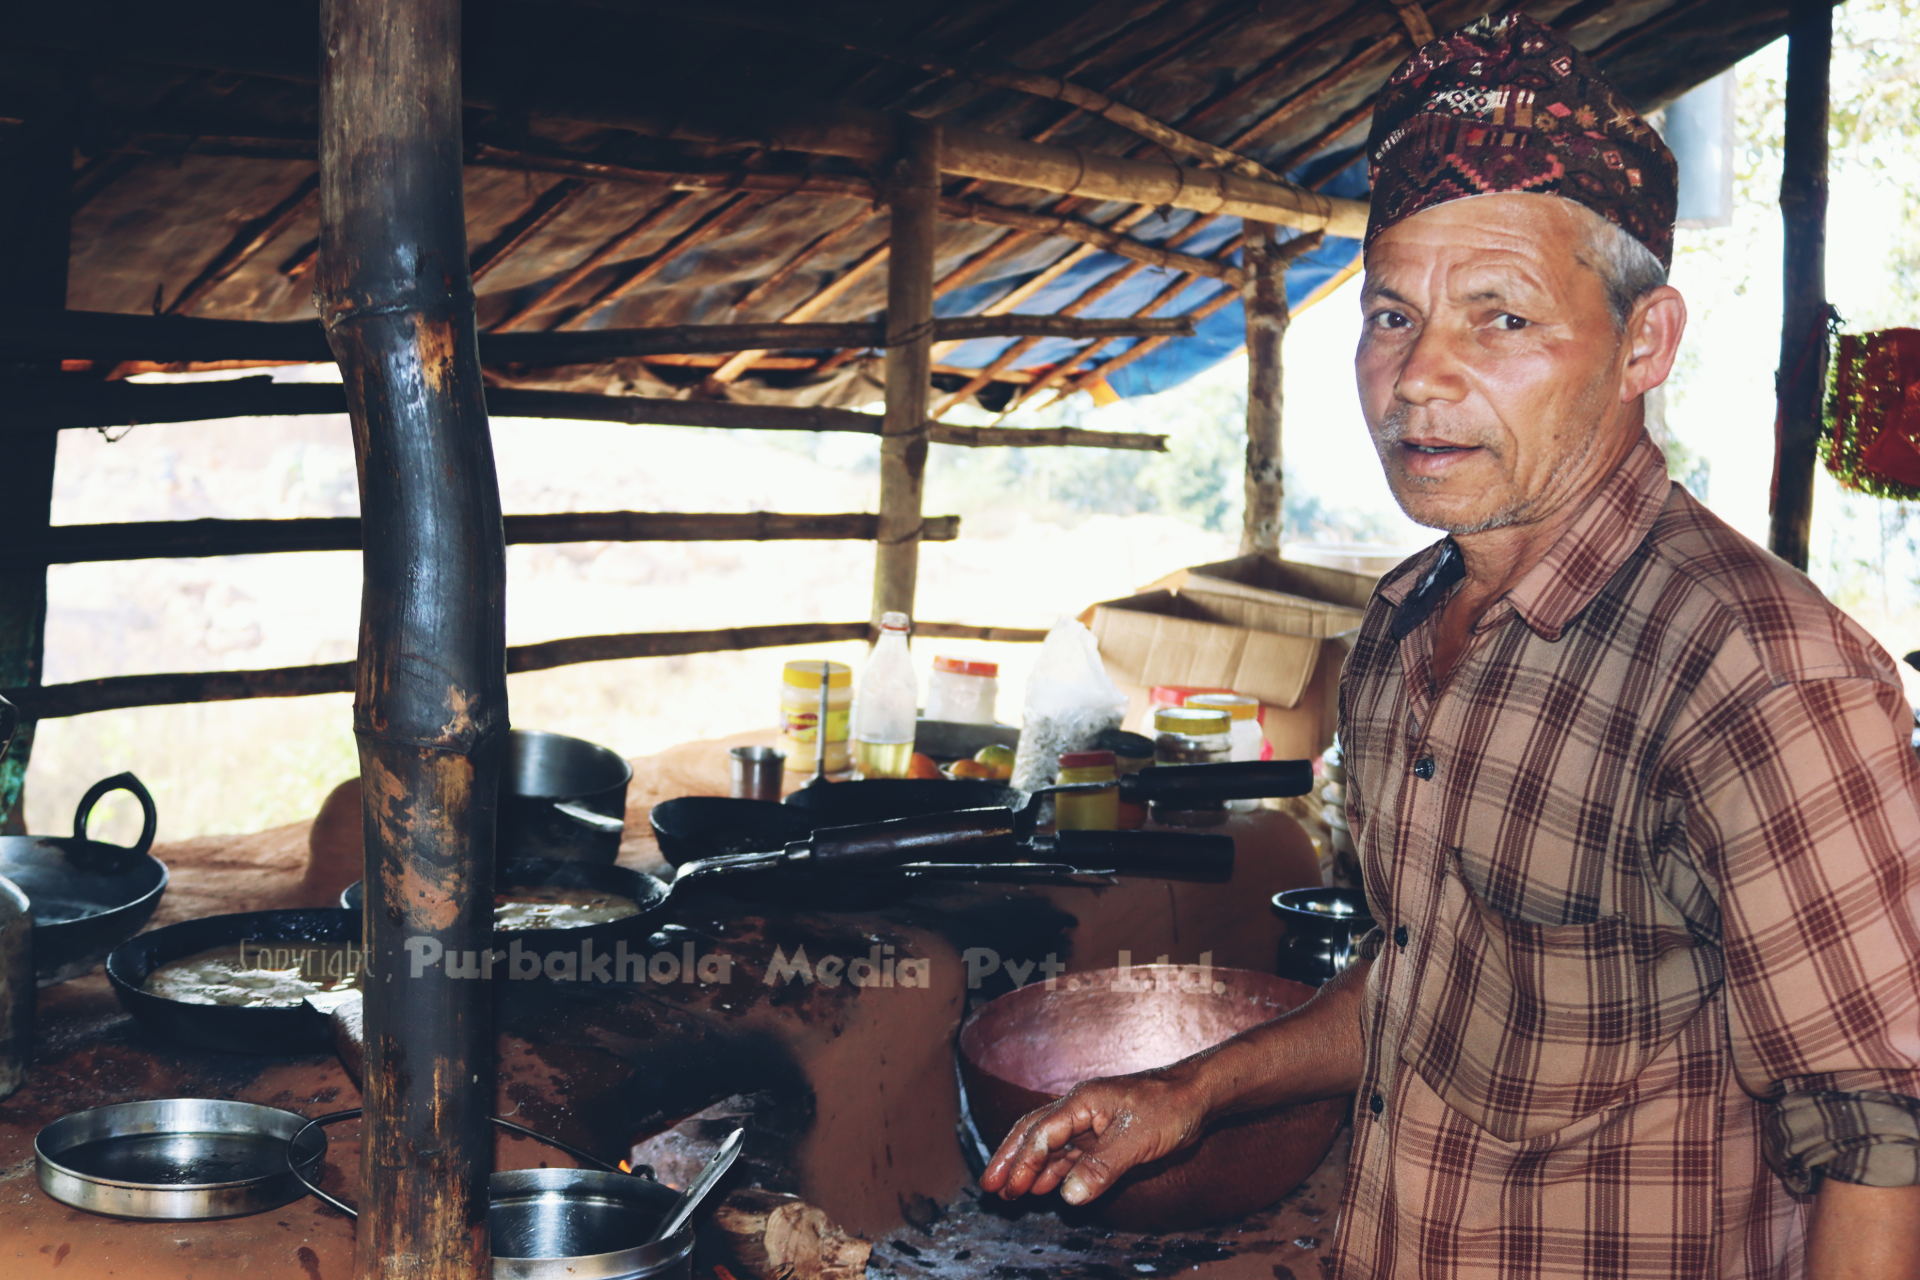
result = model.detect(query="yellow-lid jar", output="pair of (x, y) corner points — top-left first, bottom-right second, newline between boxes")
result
(1055, 750), (1119, 831)
(779, 660), (852, 777)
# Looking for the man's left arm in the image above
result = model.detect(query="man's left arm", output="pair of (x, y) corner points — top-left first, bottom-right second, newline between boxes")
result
(1677, 675), (1920, 1274)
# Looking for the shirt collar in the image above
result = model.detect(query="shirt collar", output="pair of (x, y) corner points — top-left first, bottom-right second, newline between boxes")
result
(1378, 433), (1671, 643)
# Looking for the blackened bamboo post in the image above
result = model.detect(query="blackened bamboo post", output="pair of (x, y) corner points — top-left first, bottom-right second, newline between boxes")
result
(0, 108), (71, 833)
(1768, 0), (1831, 570)
(317, 0), (505, 1276)
(1241, 221), (1286, 558)
(872, 120), (941, 624)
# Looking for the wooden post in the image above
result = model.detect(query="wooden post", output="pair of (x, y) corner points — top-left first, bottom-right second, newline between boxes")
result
(1241, 222), (1287, 558)
(318, 0), (504, 1276)
(872, 119), (940, 624)
(1768, 0), (1831, 570)
(0, 109), (70, 833)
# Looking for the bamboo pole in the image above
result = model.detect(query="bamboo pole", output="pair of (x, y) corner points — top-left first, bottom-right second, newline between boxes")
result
(2, 375), (1171, 449)
(872, 119), (939, 625)
(1768, 0), (1831, 571)
(0, 106), (69, 833)
(1241, 222), (1286, 557)
(317, 0), (500, 1273)
(1, 620), (1050, 720)
(18, 511), (962, 565)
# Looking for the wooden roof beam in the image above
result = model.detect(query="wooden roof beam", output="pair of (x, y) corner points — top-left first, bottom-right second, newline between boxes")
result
(0, 310), (1195, 365)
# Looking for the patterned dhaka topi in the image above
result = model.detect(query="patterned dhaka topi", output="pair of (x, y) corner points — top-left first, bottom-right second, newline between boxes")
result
(1364, 13), (1678, 269)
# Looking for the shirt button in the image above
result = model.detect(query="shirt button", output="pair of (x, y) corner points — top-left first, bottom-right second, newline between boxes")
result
(1369, 1092), (1385, 1116)
(1394, 924), (1409, 948)
(1413, 756), (1435, 781)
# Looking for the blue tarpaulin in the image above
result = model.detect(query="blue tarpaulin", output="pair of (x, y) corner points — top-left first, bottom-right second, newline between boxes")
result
(931, 158), (1368, 403)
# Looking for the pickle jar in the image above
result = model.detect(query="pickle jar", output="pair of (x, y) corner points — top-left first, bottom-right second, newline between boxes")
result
(1149, 707), (1231, 827)
(779, 660), (852, 777)
(1095, 728), (1155, 830)
(1054, 750), (1119, 831)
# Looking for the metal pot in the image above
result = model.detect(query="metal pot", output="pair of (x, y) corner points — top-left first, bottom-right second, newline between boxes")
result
(499, 729), (632, 867)
(957, 963), (1345, 1231)
(492, 1168), (694, 1280)
(290, 1109), (694, 1279)
(35, 1098), (327, 1220)
(0, 772), (166, 984)
(1270, 887), (1374, 986)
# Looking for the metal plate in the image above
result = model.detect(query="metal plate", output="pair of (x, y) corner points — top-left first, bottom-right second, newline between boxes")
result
(36, 1098), (326, 1220)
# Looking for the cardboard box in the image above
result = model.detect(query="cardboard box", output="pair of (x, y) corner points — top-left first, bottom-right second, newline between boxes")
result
(1083, 554), (1382, 761)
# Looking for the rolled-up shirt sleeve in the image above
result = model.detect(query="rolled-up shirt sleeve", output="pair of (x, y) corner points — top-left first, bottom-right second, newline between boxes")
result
(1675, 674), (1920, 1192)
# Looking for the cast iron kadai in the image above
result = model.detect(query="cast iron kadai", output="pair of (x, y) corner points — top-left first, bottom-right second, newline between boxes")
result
(286, 1107), (704, 1280)
(497, 729), (633, 866)
(0, 772), (166, 984)
(777, 757), (1314, 830)
(35, 1097), (327, 1220)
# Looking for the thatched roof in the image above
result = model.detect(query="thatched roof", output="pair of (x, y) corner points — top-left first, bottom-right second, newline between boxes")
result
(7, 0), (1817, 412)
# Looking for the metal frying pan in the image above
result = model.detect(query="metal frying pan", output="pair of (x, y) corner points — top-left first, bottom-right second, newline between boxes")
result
(341, 860), (670, 951)
(0, 773), (166, 984)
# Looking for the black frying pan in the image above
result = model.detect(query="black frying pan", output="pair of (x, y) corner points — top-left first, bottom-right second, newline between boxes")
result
(107, 908), (361, 1054)
(0, 773), (166, 984)
(341, 860), (669, 952)
(648, 797), (814, 868)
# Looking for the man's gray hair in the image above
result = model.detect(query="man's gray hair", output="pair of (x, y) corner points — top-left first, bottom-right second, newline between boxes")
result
(1576, 208), (1668, 331)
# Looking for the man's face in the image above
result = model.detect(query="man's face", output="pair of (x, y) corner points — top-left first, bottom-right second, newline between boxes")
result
(1355, 194), (1644, 536)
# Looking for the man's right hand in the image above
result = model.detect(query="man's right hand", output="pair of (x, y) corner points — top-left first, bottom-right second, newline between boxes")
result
(978, 1073), (1209, 1205)
(974, 955), (1374, 1208)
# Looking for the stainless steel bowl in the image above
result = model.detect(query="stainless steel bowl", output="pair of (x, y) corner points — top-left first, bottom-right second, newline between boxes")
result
(35, 1098), (327, 1220)
(490, 1168), (693, 1280)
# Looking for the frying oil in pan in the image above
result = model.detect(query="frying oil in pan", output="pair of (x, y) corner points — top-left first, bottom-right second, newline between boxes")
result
(492, 885), (640, 931)
(144, 942), (363, 1007)
(55, 1130), (293, 1185)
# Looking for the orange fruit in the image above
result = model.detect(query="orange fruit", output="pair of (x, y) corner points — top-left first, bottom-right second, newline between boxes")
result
(948, 759), (995, 780)
(907, 753), (941, 780)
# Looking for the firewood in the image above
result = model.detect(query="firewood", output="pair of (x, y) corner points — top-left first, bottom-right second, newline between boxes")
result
(709, 1188), (871, 1280)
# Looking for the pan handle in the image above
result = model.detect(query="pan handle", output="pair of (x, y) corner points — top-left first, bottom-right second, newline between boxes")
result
(803, 808), (1018, 869)
(286, 1109), (652, 1218)
(1120, 759), (1314, 804)
(73, 772), (158, 856)
(1040, 830), (1236, 882)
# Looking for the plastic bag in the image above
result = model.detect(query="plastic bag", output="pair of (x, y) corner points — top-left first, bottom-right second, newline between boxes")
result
(1011, 618), (1129, 793)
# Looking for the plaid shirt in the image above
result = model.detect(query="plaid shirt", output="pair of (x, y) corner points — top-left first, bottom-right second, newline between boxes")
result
(1331, 437), (1920, 1278)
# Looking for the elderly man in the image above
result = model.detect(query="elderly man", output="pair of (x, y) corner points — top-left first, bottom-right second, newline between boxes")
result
(980, 15), (1920, 1278)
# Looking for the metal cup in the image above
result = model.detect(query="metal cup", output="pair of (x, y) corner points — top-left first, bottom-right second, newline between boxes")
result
(728, 746), (785, 802)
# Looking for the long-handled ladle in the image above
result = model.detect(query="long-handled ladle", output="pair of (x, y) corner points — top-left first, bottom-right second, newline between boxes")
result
(645, 1126), (745, 1245)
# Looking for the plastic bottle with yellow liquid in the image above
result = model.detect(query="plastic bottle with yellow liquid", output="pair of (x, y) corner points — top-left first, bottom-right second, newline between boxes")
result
(853, 612), (918, 779)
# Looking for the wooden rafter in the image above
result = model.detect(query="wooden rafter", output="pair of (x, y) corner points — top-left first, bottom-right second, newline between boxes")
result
(490, 190), (693, 332)
(162, 169), (319, 316)
(468, 177), (590, 283)
(703, 236), (891, 386)
(556, 190), (769, 330)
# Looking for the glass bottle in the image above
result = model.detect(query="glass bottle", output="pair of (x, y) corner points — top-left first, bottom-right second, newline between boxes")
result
(853, 612), (918, 779)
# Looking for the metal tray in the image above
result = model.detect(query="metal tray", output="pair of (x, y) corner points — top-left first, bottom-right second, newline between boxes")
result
(36, 1098), (327, 1220)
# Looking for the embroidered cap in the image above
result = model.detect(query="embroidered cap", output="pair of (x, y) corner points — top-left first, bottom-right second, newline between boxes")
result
(1364, 13), (1678, 269)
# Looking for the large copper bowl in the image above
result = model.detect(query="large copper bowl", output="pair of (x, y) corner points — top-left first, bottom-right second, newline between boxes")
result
(958, 964), (1346, 1231)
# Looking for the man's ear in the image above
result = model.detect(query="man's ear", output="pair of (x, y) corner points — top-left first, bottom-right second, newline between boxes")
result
(1621, 285), (1687, 404)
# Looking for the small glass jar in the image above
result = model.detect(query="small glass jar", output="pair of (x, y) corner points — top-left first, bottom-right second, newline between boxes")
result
(1150, 707), (1231, 827)
(924, 656), (999, 724)
(779, 660), (852, 778)
(1054, 750), (1119, 831)
(1096, 728), (1154, 830)
(1185, 693), (1263, 811)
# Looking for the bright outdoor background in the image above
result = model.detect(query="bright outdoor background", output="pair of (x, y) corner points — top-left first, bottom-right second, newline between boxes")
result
(26, 0), (1920, 841)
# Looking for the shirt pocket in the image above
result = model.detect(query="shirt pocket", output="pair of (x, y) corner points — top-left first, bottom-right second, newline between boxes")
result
(1400, 848), (1714, 1143)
